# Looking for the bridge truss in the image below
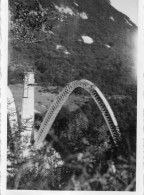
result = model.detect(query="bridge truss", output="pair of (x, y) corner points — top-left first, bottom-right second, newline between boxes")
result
(35, 79), (121, 148)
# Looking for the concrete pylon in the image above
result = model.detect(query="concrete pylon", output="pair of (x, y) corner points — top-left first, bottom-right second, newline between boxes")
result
(21, 72), (35, 158)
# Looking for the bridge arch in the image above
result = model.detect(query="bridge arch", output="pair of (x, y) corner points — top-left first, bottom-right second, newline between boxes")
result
(35, 79), (121, 148)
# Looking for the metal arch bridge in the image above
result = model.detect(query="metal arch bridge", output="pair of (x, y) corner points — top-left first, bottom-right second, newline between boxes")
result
(34, 79), (121, 148)
(7, 78), (121, 153)
(7, 77), (122, 189)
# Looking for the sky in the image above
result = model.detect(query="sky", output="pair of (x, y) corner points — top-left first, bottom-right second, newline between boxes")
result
(110, 0), (138, 25)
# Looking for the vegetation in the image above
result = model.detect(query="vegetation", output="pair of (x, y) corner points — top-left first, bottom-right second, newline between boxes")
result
(7, 90), (136, 190)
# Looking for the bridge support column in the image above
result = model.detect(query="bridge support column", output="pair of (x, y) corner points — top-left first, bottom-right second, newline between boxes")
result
(21, 72), (35, 158)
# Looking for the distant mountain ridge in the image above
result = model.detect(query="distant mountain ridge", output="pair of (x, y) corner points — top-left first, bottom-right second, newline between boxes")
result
(9, 0), (137, 96)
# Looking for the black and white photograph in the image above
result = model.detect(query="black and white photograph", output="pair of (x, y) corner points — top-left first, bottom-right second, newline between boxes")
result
(1, 0), (144, 193)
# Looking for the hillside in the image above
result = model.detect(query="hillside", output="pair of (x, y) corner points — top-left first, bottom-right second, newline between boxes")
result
(9, 0), (137, 95)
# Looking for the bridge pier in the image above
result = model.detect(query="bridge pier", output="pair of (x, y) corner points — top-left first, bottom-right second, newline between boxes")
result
(21, 72), (35, 158)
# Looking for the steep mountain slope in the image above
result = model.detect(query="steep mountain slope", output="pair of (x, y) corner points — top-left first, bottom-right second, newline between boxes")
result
(9, 0), (137, 96)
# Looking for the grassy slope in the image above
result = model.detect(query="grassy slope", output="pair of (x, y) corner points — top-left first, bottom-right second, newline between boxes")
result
(9, 84), (88, 115)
